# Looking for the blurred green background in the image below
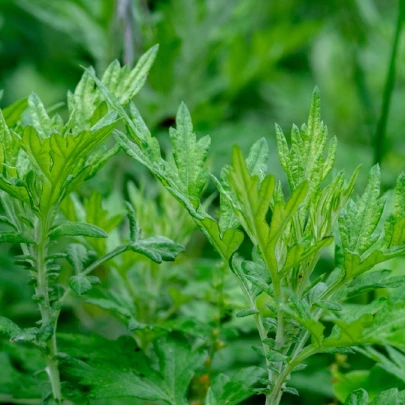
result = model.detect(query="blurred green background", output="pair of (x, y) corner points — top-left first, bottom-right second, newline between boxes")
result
(1, 0), (404, 187)
(1, 0), (405, 404)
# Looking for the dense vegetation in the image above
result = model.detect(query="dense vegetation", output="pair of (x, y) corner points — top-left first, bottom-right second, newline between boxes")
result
(1, 1), (405, 404)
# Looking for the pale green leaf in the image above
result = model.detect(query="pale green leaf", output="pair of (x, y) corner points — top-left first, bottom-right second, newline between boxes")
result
(49, 220), (107, 238)
(69, 275), (93, 295)
(169, 103), (211, 207)
(129, 236), (184, 263)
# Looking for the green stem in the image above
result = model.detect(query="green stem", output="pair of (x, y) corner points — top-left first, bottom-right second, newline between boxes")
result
(56, 244), (129, 313)
(269, 346), (317, 405)
(373, 0), (404, 165)
(34, 214), (63, 404)
(232, 263), (273, 404)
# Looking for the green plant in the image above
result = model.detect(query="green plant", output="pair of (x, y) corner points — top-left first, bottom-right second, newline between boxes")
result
(0, 47), (185, 404)
(90, 65), (405, 404)
(2, 44), (405, 405)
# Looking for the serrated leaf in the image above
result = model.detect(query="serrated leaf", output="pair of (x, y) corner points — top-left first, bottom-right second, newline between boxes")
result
(60, 334), (204, 405)
(69, 275), (93, 296)
(207, 367), (265, 405)
(339, 165), (384, 255)
(129, 236), (184, 263)
(49, 221), (107, 238)
(169, 103), (210, 207)
(266, 350), (287, 362)
(101, 45), (158, 106)
(246, 137), (269, 180)
(21, 112), (119, 208)
(27, 93), (53, 138)
(275, 88), (335, 202)
(66, 244), (88, 272)
(344, 389), (368, 405)
(0, 317), (21, 338)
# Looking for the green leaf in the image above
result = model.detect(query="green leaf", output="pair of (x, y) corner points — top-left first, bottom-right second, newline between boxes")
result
(66, 244), (88, 272)
(385, 173), (405, 247)
(21, 112), (119, 208)
(370, 389), (405, 405)
(344, 389), (368, 405)
(49, 220), (107, 238)
(27, 93), (53, 139)
(154, 338), (206, 405)
(266, 350), (287, 362)
(235, 308), (260, 318)
(281, 236), (333, 275)
(69, 275), (98, 295)
(207, 367), (265, 405)
(0, 317), (21, 338)
(169, 103), (211, 207)
(2, 97), (28, 126)
(198, 217), (244, 262)
(129, 236), (184, 263)
(346, 270), (403, 298)
(0, 231), (35, 244)
(267, 180), (308, 248)
(125, 201), (139, 242)
(59, 334), (204, 404)
(275, 88), (336, 201)
(339, 165), (384, 255)
(101, 45), (159, 106)
(246, 137), (269, 180)
(283, 386), (299, 396)
(228, 145), (275, 245)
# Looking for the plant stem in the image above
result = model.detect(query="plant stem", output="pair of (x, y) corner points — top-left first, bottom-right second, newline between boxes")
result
(373, 0), (404, 165)
(268, 346), (317, 405)
(34, 214), (63, 403)
(232, 263), (273, 404)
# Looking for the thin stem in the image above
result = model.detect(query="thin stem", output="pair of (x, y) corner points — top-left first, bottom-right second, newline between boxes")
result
(55, 244), (129, 315)
(232, 263), (273, 404)
(373, 0), (404, 165)
(34, 214), (63, 404)
(268, 346), (317, 405)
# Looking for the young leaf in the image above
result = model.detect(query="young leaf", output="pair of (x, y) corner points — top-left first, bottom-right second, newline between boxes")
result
(69, 275), (99, 296)
(128, 236), (184, 263)
(49, 221), (107, 238)
(0, 232), (36, 244)
(66, 244), (88, 273)
(339, 165), (384, 255)
(0, 317), (21, 338)
(169, 103), (211, 208)
(235, 308), (260, 318)
(207, 367), (265, 405)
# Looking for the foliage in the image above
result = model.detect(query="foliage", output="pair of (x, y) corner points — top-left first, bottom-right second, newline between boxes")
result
(1, 2), (405, 405)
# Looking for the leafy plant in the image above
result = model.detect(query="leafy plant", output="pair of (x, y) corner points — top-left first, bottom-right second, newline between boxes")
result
(90, 66), (405, 404)
(2, 43), (405, 405)
(0, 47), (185, 404)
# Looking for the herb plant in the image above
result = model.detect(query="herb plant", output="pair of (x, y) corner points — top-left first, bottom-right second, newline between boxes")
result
(1, 45), (405, 405)
(92, 65), (405, 404)
(0, 47), (184, 404)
